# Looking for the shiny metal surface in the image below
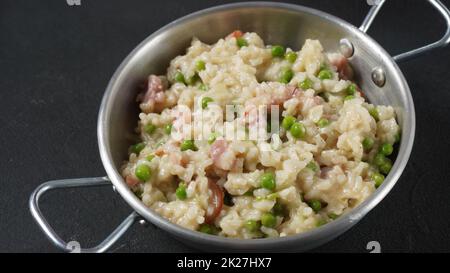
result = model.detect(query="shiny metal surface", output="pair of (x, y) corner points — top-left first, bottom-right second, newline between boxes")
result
(97, 1), (417, 252)
(29, 177), (138, 253)
(371, 67), (386, 87)
(393, 0), (450, 62)
(359, 0), (386, 33)
(33, 0), (450, 252)
(339, 38), (354, 58)
(360, 0), (450, 62)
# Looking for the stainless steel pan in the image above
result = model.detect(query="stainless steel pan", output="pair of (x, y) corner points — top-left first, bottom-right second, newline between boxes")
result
(29, 1), (450, 252)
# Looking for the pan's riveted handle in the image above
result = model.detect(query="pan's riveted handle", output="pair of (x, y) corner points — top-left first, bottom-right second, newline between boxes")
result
(29, 177), (139, 253)
(360, 0), (450, 62)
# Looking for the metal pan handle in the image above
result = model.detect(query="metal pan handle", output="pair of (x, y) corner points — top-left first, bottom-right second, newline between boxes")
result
(360, 0), (450, 62)
(29, 177), (139, 253)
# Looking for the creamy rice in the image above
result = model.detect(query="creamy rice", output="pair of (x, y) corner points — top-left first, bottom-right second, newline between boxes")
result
(121, 31), (400, 238)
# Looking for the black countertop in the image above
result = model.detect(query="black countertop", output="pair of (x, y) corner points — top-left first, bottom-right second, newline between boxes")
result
(1, 0), (450, 253)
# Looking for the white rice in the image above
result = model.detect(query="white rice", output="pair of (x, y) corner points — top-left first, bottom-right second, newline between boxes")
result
(121, 32), (400, 238)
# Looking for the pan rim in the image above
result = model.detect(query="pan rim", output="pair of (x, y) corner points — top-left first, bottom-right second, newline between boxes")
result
(97, 1), (415, 249)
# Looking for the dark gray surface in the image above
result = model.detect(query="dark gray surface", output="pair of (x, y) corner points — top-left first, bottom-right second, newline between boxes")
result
(1, 0), (449, 253)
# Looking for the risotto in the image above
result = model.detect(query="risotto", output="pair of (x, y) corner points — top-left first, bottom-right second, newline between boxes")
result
(121, 31), (400, 238)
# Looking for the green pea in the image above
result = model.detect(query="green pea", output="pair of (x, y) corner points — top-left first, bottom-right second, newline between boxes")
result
(130, 142), (145, 154)
(207, 132), (218, 144)
(195, 60), (206, 71)
(267, 193), (279, 201)
(371, 172), (385, 188)
(201, 97), (213, 109)
(135, 164), (151, 182)
(379, 159), (393, 175)
(199, 224), (212, 234)
(245, 220), (261, 232)
(316, 218), (328, 227)
(369, 107), (379, 121)
(328, 213), (339, 220)
(272, 202), (285, 216)
(374, 153), (387, 166)
(198, 83), (208, 91)
(362, 137), (375, 150)
(164, 124), (172, 135)
(395, 131), (401, 143)
(318, 69), (333, 80)
(281, 115), (296, 130)
(255, 196), (265, 202)
(317, 118), (329, 128)
(344, 95), (355, 101)
(243, 189), (254, 196)
(285, 51), (298, 63)
(347, 83), (357, 96)
(184, 73), (200, 85)
(380, 143), (393, 156)
(146, 154), (155, 162)
(260, 173), (276, 191)
(271, 45), (285, 57)
(299, 78), (313, 90)
(180, 140), (197, 151)
(174, 71), (186, 84)
(279, 68), (294, 84)
(308, 200), (322, 212)
(306, 161), (318, 172)
(199, 224), (216, 235)
(290, 122), (306, 139)
(261, 212), (277, 228)
(144, 123), (156, 134)
(236, 37), (248, 47)
(176, 182), (187, 200)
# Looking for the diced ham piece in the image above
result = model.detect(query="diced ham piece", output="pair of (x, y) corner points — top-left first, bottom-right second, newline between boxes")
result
(154, 148), (165, 156)
(170, 106), (192, 141)
(204, 178), (224, 224)
(210, 139), (228, 163)
(319, 166), (333, 179)
(273, 85), (323, 107)
(243, 103), (268, 140)
(313, 95), (325, 105)
(210, 140), (236, 170)
(169, 151), (188, 167)
(230, 30), (243, 38)
(289, 85), (303, 98)
(291, 88), (325, 116)
(329, 54), (354, 80)
(243, 85), (301, 114)
(271, 85), (300, 106)
(126, 175), (140, 187)
(356, 85), (366, 98)
(137, 75), (168, 113)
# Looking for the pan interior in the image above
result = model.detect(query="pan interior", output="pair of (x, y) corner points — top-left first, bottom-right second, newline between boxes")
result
(103, 5), (412, 169)
(98, 2), (414, 251)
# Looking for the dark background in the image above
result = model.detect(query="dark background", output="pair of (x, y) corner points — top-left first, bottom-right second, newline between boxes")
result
(1, 0), (449, 253)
